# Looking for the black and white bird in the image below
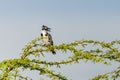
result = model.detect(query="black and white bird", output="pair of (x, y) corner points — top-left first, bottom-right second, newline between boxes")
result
(41, 25), (56, 54)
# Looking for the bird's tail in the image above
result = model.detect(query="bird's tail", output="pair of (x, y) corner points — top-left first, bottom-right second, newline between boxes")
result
(51, 49), (56, 55)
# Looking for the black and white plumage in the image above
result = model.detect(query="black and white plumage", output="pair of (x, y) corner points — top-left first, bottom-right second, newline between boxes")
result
(41, 25), (56, 54)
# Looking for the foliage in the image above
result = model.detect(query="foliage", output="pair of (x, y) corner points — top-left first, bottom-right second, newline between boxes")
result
(0, 36), (120, 80)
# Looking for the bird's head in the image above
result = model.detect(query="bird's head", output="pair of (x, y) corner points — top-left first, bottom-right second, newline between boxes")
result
(42, 25), (51, 31)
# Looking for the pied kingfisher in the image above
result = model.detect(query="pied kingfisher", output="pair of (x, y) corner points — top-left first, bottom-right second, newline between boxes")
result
(41, 25), (56, 54)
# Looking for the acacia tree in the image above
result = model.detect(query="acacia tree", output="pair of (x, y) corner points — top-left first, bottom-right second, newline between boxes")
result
(0, 36), (120, 80)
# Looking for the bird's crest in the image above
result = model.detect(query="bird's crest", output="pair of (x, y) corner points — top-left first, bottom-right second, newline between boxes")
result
(42, 25), (51, 31)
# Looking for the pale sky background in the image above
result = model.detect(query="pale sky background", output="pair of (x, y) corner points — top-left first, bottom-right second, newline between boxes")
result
(0, 0), (120, 80)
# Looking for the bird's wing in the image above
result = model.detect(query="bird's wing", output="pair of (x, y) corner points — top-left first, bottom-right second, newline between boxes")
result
(48, 34), (53, 45)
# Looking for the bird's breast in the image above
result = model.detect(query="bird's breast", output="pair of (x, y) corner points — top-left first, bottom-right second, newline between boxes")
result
(41, 31), (47, 36)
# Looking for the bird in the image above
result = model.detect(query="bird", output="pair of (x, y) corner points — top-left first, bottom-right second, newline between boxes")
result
(41, 25), (56, 54)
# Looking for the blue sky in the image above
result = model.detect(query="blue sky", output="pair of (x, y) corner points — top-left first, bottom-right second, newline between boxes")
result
(0, 0), (120, 80)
